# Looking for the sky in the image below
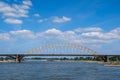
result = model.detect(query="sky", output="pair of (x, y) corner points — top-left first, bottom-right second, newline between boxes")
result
(0, 0), (120, 54)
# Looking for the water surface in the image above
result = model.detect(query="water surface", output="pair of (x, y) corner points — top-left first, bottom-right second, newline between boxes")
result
(0, 61), (120, 80)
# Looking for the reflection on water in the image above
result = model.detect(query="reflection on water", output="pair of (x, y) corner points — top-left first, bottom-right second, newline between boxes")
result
(0, 61), (120, 80)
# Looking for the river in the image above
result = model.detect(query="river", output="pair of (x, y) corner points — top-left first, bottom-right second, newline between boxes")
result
(0, 61), (120, 80)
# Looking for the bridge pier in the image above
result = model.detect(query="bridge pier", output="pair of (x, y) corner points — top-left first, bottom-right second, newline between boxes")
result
(103, 55), (109, 62)
(15, 55), (23, 63)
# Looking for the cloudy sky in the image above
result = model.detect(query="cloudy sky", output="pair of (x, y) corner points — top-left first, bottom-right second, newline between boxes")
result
(0, 0), (120, 54)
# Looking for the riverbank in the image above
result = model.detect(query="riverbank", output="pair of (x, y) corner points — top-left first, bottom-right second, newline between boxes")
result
(25, 60), (120, 66)
(105, 61), (120, 66)
(0, 60), (14, 62)
(27, 59), (104, 64)
(1, 60), (120, 66)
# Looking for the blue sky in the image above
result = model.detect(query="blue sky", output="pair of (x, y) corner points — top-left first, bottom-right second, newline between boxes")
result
(0, 0), (120, 54)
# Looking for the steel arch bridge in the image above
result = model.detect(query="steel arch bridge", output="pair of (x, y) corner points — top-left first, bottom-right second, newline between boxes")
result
(26, 43), (98, 55)
(1, 43), (120, 63)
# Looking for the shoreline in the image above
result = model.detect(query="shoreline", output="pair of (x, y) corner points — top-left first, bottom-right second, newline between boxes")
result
(0, 59), (109, 63)
(0, 60), (14, 62)
(104, 62), (120, 66)
(104, 64), (120, 66)
(0, 60), (120, 66)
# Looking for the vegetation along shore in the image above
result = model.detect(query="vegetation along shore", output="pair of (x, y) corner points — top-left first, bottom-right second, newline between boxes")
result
(0, 56), (120, 66)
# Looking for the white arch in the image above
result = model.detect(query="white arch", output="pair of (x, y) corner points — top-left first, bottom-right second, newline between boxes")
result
(26, 43), (98, 54)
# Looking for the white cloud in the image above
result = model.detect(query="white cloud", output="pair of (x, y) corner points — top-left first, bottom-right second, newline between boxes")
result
(37, 28), (63, 39)
(38, 19), (43, 23)
(37, 27), (120, 44)
(110, 27), (120, 34)
(37, 28), (89, 43)
(23, 0), (32, 6)
(38, 18), (48, 23)
(3, 12), (27, 18)
(34, 13), (40, 17)
(52, 16), (71, 23)
(0, 33), (11, 41)
(75, 27), (102, 32)
(0, 2), (15, 12)
(81, 32), (102, 37)
(0, 27), (120, 44)
(45, 28), (62, 35)
(0, 0), (32, 24)
(4, 18), (23, 24)
(81, 28), (120, 39)
(10, 29), (35, 39)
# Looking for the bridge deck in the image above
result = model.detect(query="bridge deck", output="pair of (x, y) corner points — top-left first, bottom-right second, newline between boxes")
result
(0, 54), (120, 56)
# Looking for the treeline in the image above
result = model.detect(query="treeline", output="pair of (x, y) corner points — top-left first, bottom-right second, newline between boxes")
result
(0, 56), (120, 61)
(25, 56), (120, 61)
(0, 56), (13, 61)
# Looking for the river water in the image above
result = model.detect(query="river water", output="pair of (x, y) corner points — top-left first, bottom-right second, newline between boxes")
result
(0, 61), (120, 80)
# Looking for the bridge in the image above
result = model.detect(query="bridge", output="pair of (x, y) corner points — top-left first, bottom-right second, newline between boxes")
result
(0, 43), (119, 63)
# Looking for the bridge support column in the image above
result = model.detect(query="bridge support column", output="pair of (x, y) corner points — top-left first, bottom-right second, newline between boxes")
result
(15, 55), (22, 63)
(103, 55), (109, 62)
